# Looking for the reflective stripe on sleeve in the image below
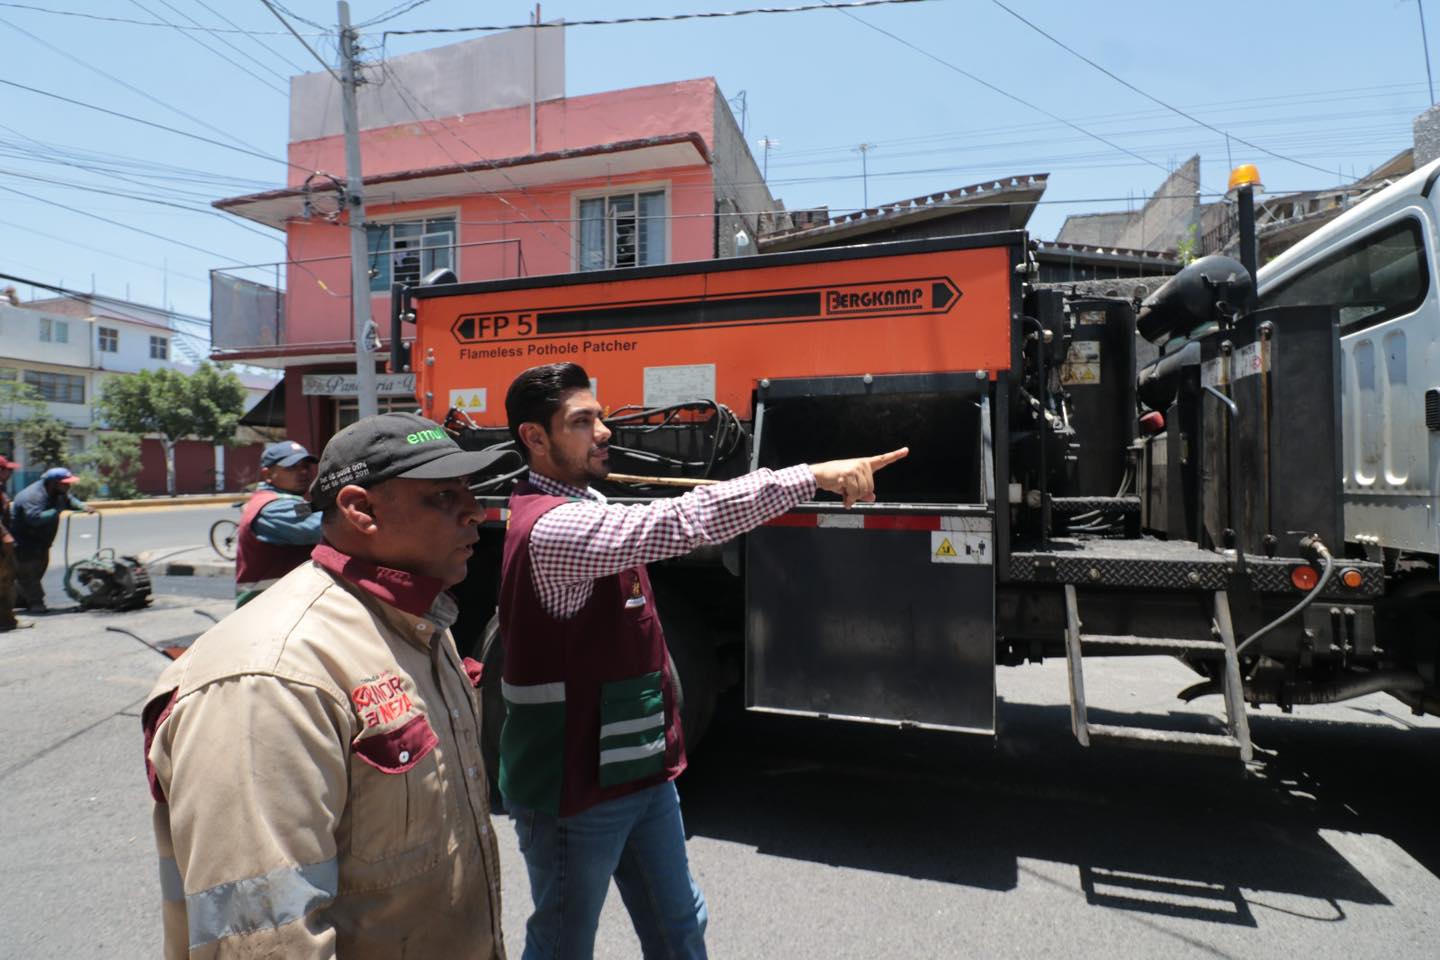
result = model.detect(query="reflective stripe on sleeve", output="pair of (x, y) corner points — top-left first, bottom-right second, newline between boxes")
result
(599, 713), (666, 738)
(599, 738), (667, 766)
(501, 679), (566, 704)
(186, 858), (338, 950)
(158, 857), (184, 903)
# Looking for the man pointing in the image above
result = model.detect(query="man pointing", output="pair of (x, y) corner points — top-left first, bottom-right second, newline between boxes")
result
(499, 362), (906, 959)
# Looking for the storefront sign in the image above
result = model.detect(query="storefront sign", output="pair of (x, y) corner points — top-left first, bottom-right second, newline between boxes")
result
(302, 373), (416, 397)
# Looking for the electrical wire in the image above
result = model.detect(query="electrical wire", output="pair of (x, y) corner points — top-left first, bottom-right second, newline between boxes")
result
(382, 0), (932, 36)
(151, 0), (291, 84)
(359, 0), (435, 28)
(0, 75), (313, 174)
(0, 183), (252, 263)
(127, 0), (288, 96)
(817, 0), (1213, 196)
(376, 60), (578, 262)
(190, 0), (307, 75)
(259, 0), (341, 82)
(989, 0), (1347, 180)
(0, 12), (283, 157)
(0, 220), (211, 284)
(0, 0), (322, 33)
(0, 167), (284, 242)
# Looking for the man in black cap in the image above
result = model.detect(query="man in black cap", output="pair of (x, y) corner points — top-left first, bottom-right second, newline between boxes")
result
(144, 412), (510, 958)
(234, 439), (321, 606)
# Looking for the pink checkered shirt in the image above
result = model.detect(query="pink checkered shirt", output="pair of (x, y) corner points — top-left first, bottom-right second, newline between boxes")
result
(526, 465), (817, 618)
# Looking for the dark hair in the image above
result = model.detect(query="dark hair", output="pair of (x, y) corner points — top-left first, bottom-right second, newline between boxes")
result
(505, 363), (591, 459)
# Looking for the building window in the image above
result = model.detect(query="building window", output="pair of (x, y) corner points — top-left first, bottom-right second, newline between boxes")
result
(366, 215), (457, 292)
(149, 336), (169, 360)
(1262, 217), (1429, 333)
(577, 189), (667, 271)
(334, 395), (417, 431)
(38, 317), (69, 343)
(23, 370), (85, 404)
(0, 366), (15, 380)
(98, 326), (119, 353)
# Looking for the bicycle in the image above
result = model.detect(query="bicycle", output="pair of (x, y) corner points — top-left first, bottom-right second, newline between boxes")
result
(209, 503), (242, 560)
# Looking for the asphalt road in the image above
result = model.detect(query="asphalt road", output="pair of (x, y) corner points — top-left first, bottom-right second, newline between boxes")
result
(5, 509), (1438, 957)
(31, 504), (239, 607)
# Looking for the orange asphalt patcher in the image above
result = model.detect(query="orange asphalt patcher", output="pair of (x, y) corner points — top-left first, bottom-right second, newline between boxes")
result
(407, 233), (1021, 424)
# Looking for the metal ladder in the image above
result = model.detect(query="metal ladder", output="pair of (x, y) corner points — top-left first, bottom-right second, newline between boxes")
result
(1063, 585), (1253, 761)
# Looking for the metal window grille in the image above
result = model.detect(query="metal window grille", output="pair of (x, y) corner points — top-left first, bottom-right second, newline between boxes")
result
(23, 369), (85, 404)
(577, 190), (666, 271)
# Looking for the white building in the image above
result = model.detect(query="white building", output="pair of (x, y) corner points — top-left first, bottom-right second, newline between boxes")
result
(1, 292), (276, 493)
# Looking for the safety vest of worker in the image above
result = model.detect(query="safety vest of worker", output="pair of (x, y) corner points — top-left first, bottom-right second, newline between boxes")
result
(497, 481), (686, 817)
(235, 490), (315, 600)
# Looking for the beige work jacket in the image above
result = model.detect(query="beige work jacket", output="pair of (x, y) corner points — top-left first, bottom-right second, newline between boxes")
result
(145, 549), (504, 958)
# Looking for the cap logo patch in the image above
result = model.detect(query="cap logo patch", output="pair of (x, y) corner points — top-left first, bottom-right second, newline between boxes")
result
(406, 428), (447, 445)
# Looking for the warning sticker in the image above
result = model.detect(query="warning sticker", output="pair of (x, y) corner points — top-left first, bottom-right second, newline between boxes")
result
(1060, 340), (1101, 385)
(449, 387), (488, 413)
(931, 531), (991, 565)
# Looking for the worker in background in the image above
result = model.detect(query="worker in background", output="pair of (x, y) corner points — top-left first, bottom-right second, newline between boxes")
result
(234, 439), (322, 606)
(0, 455), (26, 631)
(10, 466), (93, 614)
(144, 413), (509, 958)
(499, 362), (907, 959)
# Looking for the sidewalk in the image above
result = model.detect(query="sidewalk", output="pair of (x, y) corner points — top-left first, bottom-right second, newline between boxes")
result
(137, 545), (234, 578)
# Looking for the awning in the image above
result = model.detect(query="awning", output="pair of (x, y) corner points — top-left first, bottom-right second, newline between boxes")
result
(239, 381), (286, 428)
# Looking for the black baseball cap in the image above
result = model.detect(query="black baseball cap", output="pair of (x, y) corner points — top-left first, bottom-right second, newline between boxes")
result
(310, 412), (507, 508)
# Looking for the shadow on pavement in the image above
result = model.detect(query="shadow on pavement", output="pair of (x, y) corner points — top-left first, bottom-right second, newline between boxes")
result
(677, 693), (1439, 926)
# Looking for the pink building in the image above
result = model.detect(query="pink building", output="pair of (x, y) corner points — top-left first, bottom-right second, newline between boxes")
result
(212, 28), (775, 451)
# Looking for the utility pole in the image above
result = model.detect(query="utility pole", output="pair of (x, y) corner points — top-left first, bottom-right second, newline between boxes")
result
(338, 0), (378, 419)
(856, 143), (876, 209)
(1420, 0), (1437, 105)
(757, 136), (778, 181)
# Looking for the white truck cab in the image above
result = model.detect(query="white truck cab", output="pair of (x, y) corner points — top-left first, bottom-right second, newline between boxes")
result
(1258, 157), (1440, 559)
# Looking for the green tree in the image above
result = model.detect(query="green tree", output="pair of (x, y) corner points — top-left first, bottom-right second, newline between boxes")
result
(20, 414), (71, 469)
(75, 432), (144, 500)
(96, 363), (247, 495)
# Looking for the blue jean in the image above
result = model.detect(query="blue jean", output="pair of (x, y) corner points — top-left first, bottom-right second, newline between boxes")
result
(510, 780), (708, 960)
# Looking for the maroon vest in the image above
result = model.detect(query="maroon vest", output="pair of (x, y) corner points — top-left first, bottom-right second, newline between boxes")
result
(499, 479), (685, 817)
(235, 490), (315, 590)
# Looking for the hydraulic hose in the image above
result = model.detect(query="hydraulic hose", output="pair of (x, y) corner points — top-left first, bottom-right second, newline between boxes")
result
(1235, 535), (1335, 655)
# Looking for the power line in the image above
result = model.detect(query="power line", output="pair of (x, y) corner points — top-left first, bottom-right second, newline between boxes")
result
(376, 60), (577, 263)
(0, 75), (312, 173)
(127, 0), (288, 96)
(189, 0), (307, 74)
(988, 0), (1344, 180)
(259, 0), (341, 83)
(149, 0), (291, 84)
(0, 167), (285, 242)
(0, 216), (211, 285)
(817, 0), (1210, 195)
(0, 183), (251, 264)
(359, 0), (435, 28)
(0, 12), (279, 157)
(382, 0), (932, 36)
(0, 0), (321, 33)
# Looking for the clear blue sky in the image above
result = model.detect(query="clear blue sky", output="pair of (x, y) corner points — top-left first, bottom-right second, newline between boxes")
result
(0, 0), (1432, 321)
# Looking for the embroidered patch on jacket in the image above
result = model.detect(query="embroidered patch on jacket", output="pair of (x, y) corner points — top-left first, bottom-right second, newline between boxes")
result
(351, 671), (416, 728)
(625, 579), (647, 609)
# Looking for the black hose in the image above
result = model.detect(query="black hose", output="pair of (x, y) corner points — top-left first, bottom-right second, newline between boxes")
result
(1235, 536), (1336, 654)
